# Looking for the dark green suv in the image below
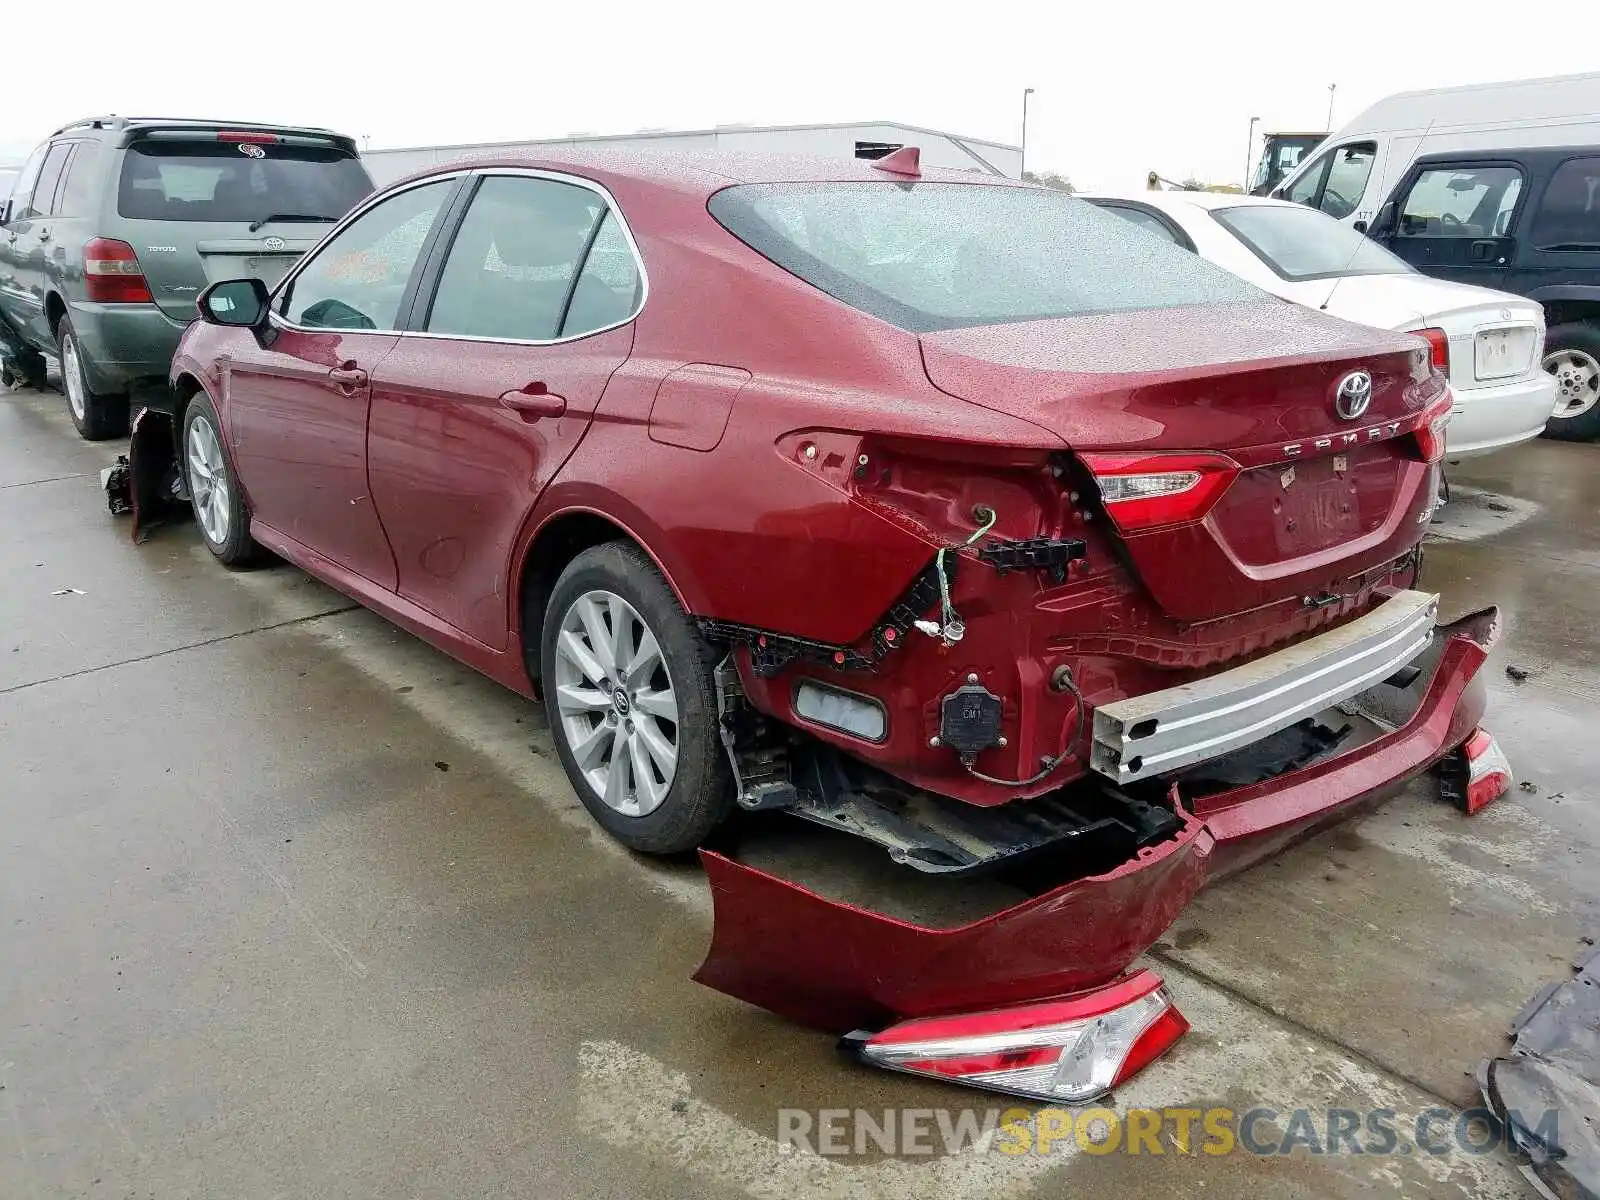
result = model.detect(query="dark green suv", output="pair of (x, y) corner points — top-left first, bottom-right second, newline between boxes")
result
(0, 116), (373, 438)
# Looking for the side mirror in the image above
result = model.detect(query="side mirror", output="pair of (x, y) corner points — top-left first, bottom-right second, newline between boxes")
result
(1369, 201), (1397, 238)
(197, 278), (270, 328)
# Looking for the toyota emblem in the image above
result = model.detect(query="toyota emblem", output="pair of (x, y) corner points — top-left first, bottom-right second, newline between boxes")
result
(237, 143), (266, 159)
(1334, 370), (1373, 421)
(262, 236), (286, 252)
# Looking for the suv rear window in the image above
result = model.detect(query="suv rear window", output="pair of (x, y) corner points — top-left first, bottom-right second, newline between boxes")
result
(117, 139), (373, 223)
(708, 181), (1263, 333)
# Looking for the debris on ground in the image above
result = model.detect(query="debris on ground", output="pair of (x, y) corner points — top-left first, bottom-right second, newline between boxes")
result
(1478, 945), (1600, 1200)
(434, 761), (450, 772)
(50, 588), (86, 596)
(1520, 781), (1539, 794)
(1506, 664), (1533, 682)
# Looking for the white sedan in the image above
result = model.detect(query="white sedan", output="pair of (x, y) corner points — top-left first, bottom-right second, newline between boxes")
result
(1089, 192), (1559, 459)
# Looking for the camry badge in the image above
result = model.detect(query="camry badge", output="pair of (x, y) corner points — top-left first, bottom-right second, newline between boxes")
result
(1334, 370), (1373, 421)
(262, 236), (286, 252)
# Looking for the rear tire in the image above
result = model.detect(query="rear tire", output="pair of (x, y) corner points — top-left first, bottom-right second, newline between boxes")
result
(59, 315), (129, 440)
(182, 391), (260, 566)
(540, 542), (734, 854)
(1541, 322), (1600, 442)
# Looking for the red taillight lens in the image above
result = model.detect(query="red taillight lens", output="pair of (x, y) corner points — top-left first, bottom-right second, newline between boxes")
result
(83, 238), (153, 304)
(1416, 327), (1451, 375)
(1461, 728), (1513, 814)
(1413, 392), (1454, 464)
(845, 970), (1187, 1102)
(216, 131), (281, 144)
(1080, 452), (1240, 532)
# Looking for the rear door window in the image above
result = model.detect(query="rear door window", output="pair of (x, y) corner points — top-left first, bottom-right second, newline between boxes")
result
(1397, 165), (1524, 238)
(117, 139), (372, 223)
(20, 143), (72, 222)
(424, 175), (612, 341)
(280, 179), (454, 331)
(1529, 157), (1600, 250)
(5, 145), (47, 223)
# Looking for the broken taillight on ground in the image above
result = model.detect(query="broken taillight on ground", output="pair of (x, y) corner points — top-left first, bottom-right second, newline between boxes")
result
(842, 969), (1188, 1103)
(1456, 727), (1514, 814)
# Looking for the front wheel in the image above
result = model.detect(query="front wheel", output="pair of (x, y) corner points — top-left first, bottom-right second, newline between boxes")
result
(58, 316), (129, 440)
(540, 542), (733, 854)
(182, 392), (260, 566)
(1541, 322), (1600, 442)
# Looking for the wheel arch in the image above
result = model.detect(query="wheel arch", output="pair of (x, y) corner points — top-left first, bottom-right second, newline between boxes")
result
(512, 500), (702, 687)
(44, 292), (67, 339)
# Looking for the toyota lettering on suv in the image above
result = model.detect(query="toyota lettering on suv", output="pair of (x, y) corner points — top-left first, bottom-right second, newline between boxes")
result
(154, 147), (1504, 1101)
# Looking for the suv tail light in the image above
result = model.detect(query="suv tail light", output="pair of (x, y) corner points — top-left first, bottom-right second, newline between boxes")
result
(1460, 728), (1513, 814)
(1081, 452), (1240, 533)
(1415, 327), (1450, 375)
(83, 238), (153, 304)
(843, 970), (1188, 1102)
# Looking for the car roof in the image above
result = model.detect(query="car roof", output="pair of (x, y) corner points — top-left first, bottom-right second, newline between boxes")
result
(1410, 144), (1600, 165)
(1087, 190), (1297, 213)
(389, 147), (1029, 196)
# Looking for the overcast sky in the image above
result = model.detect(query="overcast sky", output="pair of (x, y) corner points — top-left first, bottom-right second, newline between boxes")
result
(4, 0), (1596, 191)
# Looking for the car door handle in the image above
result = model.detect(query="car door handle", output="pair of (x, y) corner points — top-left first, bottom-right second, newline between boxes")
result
(499, 382), (566, 420)
(328, 363), (368, 388)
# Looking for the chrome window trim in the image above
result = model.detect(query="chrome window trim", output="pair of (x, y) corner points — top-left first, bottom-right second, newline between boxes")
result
(268, 166), (649, 346)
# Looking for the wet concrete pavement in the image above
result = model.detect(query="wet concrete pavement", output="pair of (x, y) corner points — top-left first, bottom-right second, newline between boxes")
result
(3, 382), (1596, 1198)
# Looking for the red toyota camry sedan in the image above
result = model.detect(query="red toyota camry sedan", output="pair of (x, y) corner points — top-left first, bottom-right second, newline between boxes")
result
(167, 148), (1504, 1090)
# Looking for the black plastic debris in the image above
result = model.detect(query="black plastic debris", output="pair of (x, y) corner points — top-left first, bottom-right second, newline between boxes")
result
(1507, 664), (1534, 682)
(1479, 944), (1600, 1200)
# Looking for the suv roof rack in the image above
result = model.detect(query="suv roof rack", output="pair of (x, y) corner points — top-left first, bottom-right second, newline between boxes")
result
(51, 115), (340, 138)
(52, 115), (129, 135)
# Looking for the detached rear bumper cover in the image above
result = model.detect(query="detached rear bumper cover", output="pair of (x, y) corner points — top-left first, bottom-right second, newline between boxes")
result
(697, 605), (1499, 1033)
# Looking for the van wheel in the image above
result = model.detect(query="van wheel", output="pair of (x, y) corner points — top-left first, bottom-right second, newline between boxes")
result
(1541, 323), (1600, 442)
(59, 316), (129, 440)
(540, 542), (734, 854)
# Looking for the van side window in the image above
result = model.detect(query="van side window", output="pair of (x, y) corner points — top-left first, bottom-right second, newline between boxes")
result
(1530, 158), (1600, 250)
(1318, 143), (1376, 219)
(1397, 166), (1524, 238)
(1284, 155), (1329, 207)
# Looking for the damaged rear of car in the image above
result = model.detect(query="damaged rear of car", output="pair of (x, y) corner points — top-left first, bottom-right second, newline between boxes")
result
(682, 168), (1503, 1097)
(151, 150), (1508, 1104)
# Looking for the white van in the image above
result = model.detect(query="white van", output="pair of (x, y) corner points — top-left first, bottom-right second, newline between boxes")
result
(1271, 72), (1600, 231)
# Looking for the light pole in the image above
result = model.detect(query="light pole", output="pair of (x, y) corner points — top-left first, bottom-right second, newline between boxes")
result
(1326, 83), (1337, 130)
(1244, 115), (1260, 191)
(1020, 87), (1034, 179)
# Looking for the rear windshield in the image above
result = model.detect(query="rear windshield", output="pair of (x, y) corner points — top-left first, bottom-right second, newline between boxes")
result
(1210, 203), (1413, 281)
(708, 181), (1263, 332)
(117, 139), (373, 224)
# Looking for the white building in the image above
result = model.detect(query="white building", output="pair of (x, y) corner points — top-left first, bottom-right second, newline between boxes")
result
(362, 121), (1022, 185)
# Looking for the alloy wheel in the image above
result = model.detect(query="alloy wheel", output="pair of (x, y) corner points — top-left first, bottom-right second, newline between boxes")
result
(1544, 347), (1600, 419)
(552, 589), (679, 818)
(186, 417), (231, 545)
(62, 334), (86, 421)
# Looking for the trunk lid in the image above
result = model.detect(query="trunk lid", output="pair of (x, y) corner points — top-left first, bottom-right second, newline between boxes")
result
(920, 301), (1441, 622)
